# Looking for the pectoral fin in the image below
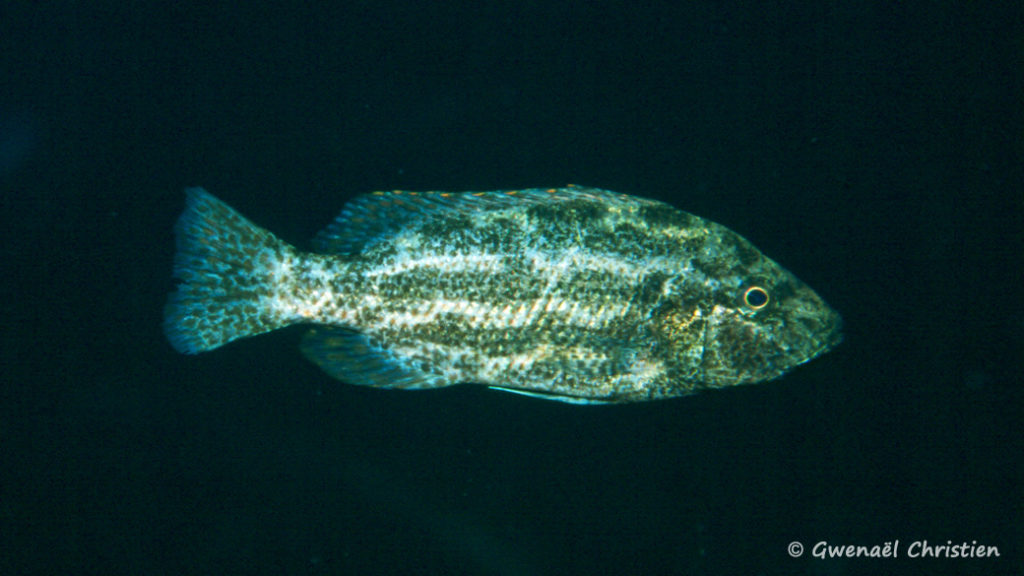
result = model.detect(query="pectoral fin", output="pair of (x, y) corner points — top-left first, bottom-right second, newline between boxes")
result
(487, 386), (613, 405)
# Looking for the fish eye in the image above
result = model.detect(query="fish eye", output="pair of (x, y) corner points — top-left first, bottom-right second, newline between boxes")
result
(743, 286), (769, 309)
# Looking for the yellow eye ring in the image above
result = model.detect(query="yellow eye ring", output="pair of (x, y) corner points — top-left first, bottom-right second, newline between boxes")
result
(743, 286), (769, 309)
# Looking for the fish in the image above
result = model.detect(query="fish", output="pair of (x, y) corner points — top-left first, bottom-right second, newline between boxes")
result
(164, 185), (841, 403)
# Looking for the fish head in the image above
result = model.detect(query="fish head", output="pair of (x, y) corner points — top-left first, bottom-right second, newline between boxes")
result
(658, 223), (843, 389)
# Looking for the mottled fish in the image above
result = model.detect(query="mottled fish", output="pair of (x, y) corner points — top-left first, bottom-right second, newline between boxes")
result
(165, 185), (841, 403)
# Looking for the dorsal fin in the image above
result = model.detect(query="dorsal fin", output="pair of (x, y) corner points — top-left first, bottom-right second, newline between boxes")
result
(310, 185), (651, 255)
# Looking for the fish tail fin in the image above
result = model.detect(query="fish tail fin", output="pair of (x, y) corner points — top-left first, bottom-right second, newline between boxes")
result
(164, 188), (298, 354)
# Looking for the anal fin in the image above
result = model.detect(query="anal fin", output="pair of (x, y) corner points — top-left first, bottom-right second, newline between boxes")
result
(301, 328), (448, 390)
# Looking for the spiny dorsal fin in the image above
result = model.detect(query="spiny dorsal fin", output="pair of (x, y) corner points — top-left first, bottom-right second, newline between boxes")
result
(310, 185), (654, 255)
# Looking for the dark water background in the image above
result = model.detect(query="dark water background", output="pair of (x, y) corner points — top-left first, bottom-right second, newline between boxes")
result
(1, 2), (1021, 575)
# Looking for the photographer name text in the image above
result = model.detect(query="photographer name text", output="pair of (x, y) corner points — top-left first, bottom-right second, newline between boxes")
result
(787, 540), (1000, 559)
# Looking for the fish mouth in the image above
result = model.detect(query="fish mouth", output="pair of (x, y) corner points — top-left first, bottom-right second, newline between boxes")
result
(783, 278), (843, 360)
(820, 306), (844, 346)
(825, 311), (844, 348)
(798, 306), (843, 363)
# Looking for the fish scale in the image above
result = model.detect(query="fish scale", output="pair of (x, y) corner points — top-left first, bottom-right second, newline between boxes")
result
(165, 185), (841, 403)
